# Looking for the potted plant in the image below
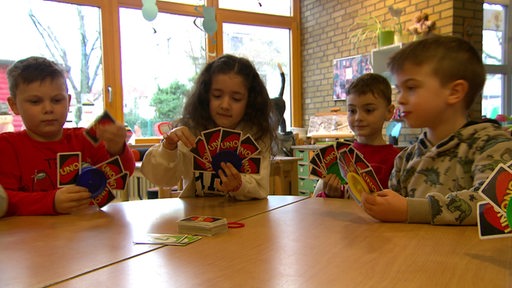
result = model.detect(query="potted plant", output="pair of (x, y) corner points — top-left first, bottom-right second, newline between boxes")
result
(348, 15), (395, 53)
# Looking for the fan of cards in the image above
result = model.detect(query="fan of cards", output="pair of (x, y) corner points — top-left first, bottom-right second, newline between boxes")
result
(190, 127), (261, 175)
(58, 153), (129, 208)
(477, 162), (512, 239)
(309, 140), (382, 205)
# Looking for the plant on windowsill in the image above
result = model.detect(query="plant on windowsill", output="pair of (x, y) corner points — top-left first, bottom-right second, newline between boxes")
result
(348, 16), (395, 53)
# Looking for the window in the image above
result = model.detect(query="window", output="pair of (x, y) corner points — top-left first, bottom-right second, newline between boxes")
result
(0, 0), (104, 131)
(0, 0), (300, 139)
(483, 2), (511, 118)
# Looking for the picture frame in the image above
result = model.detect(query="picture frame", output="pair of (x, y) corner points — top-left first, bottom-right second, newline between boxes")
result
(332, 54), (372, 100)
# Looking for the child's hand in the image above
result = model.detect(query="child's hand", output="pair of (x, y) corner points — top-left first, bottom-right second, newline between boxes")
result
(96, 123), (127, 155)
(54, 185), (92, 214)
(215, 162), (242, 193)
(323, 174), (343, 198)
(162, 126), (196, 150)
(361, 189), (407, 222)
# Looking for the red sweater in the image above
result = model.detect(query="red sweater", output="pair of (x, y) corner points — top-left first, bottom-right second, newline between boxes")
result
(0, 128), (135, 216)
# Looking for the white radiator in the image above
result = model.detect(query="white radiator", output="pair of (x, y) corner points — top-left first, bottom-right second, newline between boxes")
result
(127, 174), (157, 200)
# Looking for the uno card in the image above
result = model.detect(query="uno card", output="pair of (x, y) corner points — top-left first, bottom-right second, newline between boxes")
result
(219, 128), (242, 153)
(318, 145), (344, 182)
(57, 152), (81, 187)
(107, 171), (129, 191)
(335, 140), (353, 154)
(91, 186), (116, 208)
(353, 151), (372, 171)
(358, 168), (382, 192)
(238, 135), (260, 160)
(309, 154), (326, 178)
(478, 163), (512, 213)
(240, 157), (261, 174)
(477, 201), (512, 239)
(202, 128), (222, 158)
(190, 137), (211, 162)
(193, 155), (214, 172)
(84, 111), (116, 145)
(95, 156), (124, 180)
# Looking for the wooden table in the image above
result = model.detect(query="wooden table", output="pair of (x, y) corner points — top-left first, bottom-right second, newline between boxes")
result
(0, 196), (306, 288)
(53, 198), (512, 288)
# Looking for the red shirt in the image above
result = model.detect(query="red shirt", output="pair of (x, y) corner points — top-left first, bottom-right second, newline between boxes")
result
(0, 128), (135, 216)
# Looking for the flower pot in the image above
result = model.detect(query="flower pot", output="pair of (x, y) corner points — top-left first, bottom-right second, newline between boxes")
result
(378, 30), (395, 47)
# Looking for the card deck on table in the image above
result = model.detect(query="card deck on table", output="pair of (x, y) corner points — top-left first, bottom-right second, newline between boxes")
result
(133, 234), (202, 246)
(84, 111), (116, 145)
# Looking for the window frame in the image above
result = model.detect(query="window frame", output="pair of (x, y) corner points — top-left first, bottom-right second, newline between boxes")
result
(484, 0), (512, 116)
(47, 0), (302, 127)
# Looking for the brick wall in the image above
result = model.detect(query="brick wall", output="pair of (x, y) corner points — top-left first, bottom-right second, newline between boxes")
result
(300, 0), (484, 144)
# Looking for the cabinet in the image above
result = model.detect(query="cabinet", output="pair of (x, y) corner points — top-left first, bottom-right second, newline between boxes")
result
(292, 145), (324, 196)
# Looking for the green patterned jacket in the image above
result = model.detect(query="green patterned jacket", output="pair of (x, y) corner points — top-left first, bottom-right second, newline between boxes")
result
(389, 121), (512, 225)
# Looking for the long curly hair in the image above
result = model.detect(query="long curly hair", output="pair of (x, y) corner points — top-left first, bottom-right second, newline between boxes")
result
(179, 54), (276, 143)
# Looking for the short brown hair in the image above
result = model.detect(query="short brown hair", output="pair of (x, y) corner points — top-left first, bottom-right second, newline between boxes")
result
(387, 35), (485, 110)
(7, 56), (68, 99)
(346, 73), (392, 105)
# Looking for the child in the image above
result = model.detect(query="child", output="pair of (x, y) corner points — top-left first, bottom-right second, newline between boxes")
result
(361, 35), (512, 225)
(315, 73), (400, 197)
(141, 54), (275, 200)
(0, 56), (135, 217)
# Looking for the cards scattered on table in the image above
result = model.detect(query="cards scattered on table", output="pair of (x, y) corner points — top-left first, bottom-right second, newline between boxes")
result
(177, 215), (228, 236)
(477, 162), (512, 239)
(190, 127), (261, 175)
(133, 234), (202, 246)
(309, 140), (382, 205)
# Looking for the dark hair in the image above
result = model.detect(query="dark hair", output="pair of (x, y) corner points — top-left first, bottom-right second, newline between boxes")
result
(346, 73), (392, 105)
(179, 54), (275, 143)
(387, 35), (485, 110)
(7, 56), (68, 99)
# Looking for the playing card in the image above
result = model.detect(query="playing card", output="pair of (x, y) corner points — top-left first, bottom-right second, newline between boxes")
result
(240, 157), (261, 174)
(107, 171), (129, 191)
(84, 111), (116, 145)
(309, 154), (326, 178)
(318, 145), (344, 182)
(202, 128), (222, 159)
(219, 128), (242, 152)
(190, 137), (211, 162)
(477, 201), (512, 239)
(91, 186), (116, 208)
(133, 234), (202, 246)
(57, 152), (81, 187)
(335, 140), (353, 154)
(238, 135), (260, 160)
(478, 163), (512, 213)
(95, 156), (125, 180)
(358, 168), (382, 192)
(193, 155), (214, 172)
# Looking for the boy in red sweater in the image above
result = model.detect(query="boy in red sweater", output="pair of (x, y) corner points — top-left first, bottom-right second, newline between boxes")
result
(316, 73), (400, 197)
(0, 56), (135, 217)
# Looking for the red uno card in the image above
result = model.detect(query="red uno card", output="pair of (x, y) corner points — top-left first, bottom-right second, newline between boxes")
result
(202, 128), (222, 158)
(107, 172), (129, 191)
(237, 135), (260, 160)
(219, 128), (242, 153)
(477, 201), (512, 239)
(84, 111), (116, 145)
(95, 156), (124, 180)
(57, 152), (81, 187)
(190, 137), (211, 162)
(478, 163), (512, 213)
(240, 157), (261, 174)
(91, 186), (116, 208)
(335, 140), (353, 154)
(353, 151), (372, 171)
(358, 168), (382, 192)
(193, 155), (214, 172)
